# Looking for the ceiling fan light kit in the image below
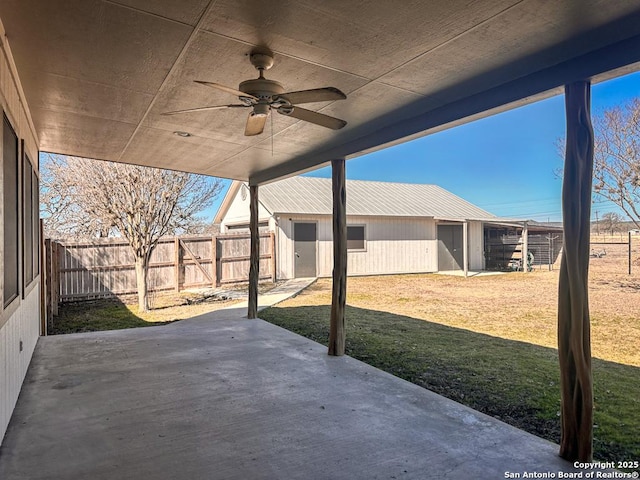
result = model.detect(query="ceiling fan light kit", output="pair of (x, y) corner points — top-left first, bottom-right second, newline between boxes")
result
(163, 50), (347, 136)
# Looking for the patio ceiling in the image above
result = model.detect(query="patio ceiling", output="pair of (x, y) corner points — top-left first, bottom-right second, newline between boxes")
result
(1, 0), (640, 184)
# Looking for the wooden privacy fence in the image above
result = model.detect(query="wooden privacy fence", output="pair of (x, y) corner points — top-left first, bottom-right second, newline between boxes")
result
(44, 233), (275, 308)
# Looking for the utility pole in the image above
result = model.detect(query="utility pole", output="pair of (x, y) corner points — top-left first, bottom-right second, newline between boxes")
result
(595, 210), (599, 235)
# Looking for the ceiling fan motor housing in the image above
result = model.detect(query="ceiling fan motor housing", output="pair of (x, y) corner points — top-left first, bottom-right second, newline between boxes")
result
(239, 78), (285, 101)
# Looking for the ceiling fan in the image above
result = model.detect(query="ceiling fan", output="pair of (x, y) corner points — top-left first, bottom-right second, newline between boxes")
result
(163, 50), (348, 136)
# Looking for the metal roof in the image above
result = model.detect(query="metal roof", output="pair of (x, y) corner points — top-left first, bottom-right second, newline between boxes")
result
(258, 177), (496, 220)
(484, 220), (565, 231)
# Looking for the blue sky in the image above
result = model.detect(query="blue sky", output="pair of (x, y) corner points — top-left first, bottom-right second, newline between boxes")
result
(208, 71), (640, 223)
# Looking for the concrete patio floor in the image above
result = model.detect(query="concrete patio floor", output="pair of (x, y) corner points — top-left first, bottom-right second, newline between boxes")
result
(0, 307), (586, 480)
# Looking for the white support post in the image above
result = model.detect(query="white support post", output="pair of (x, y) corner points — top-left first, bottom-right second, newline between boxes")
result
(463, 221), (469, 278)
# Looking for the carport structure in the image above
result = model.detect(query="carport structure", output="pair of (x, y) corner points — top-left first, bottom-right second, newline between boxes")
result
(1, 0), (640, 467)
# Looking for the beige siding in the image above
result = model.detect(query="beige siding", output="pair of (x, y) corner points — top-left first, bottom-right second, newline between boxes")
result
(220, 183), (271, 232)
(346, 216), (437, 276)
(0, 24), (41, 445)
(468, 221), (485, 270)
(0, 288), (39, 443)
(276, 216), (294, 279)
(276, 215), (437, 279)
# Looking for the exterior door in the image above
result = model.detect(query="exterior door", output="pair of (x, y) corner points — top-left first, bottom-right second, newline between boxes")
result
(294, 223), (317, 277)
(437, 224), (463, 271)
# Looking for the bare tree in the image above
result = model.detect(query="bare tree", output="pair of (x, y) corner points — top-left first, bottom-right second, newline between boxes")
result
(592, 98), (640, 228)
(599, 212), (623, 235)
(41, 154), (223, 311)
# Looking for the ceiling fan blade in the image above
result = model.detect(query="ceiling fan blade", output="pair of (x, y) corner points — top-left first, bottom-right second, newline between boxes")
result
(245, 112), (267, 136)
(278, 87), (346, 105)
(278, 106), (347, 130)
(162, 104), (248, 116)
(195, 80), (258, 101)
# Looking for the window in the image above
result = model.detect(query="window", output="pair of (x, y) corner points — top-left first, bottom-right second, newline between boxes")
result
(3, 114), (19, 306)
(23, 150), (34, 288)
(347, 225), (365, 250)
(32, 168), (40, 277)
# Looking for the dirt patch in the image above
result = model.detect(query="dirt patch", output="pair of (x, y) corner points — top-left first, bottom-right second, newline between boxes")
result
(279, 240), (640, 367)
(52, 282), (283, 331)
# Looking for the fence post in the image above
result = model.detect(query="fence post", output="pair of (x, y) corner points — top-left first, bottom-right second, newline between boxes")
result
(211, 235), (217, 287)
(174, 237), (180, 292)
(44, 239), (52, 326)
(40, 221), (46, 335)
(629, 231), (632, 275)
(52, 241), (59, 317)
(271, 232), (276, 282)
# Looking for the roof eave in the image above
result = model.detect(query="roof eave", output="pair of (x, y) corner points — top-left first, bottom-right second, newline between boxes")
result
(213, 181), (244, 224)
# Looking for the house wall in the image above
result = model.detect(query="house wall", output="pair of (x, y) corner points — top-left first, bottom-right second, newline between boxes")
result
(0, 287), (39, 442)
(276, 215), (438, 279)
(219, 183), (271, 233)
(0, 24), (41, 445)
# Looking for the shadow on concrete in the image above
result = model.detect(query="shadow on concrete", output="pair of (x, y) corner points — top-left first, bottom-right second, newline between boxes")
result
(259, 304), (640, 463)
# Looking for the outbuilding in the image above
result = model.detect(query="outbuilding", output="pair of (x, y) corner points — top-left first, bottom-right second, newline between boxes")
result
(215, 176), (499, 278)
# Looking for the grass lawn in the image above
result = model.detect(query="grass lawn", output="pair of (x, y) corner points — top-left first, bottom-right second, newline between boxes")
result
(259, 261), (640, 464)
(49, 291), (239, 334)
